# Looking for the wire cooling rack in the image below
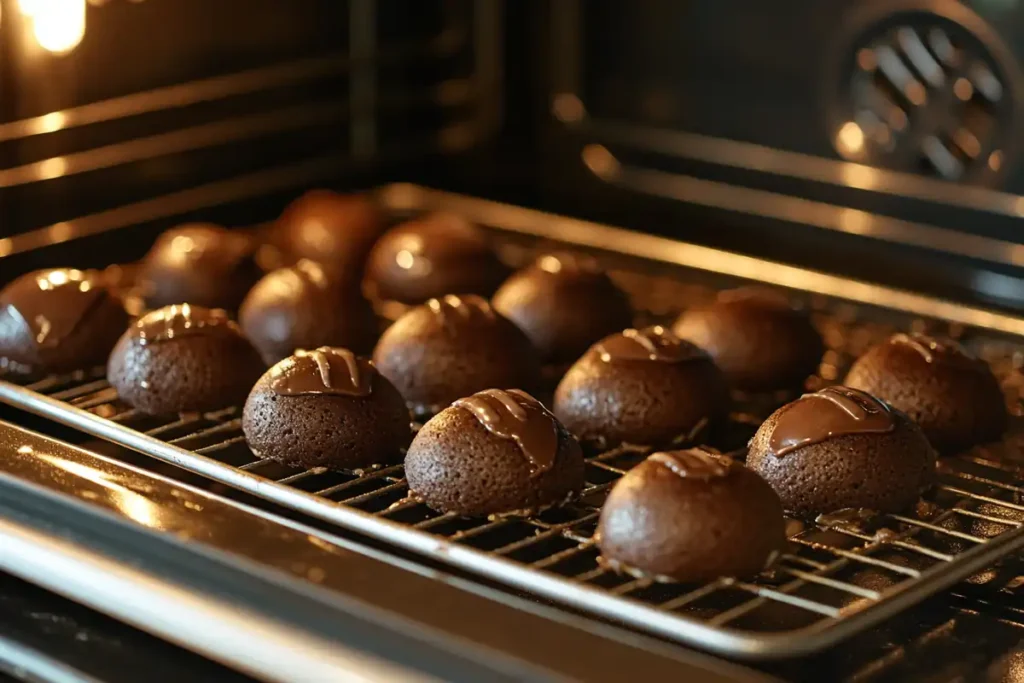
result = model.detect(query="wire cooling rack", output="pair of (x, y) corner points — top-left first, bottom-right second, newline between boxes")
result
(3, 188), (1024, 660)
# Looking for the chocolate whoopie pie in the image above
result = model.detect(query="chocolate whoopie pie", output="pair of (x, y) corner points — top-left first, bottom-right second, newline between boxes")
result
(275, 190), (384, 280)
(747, 386), (936, 515)
(138, 223), (261, 310)
(239, 260), (377, 365)
(553, 326), (730, 448)
(373, 294), (542, 416)
(597, 448), (786, 582)
(672, 287), (824, 392)
(0, 268), (129, 376)
(365, 213), (509, 304)
(405, 388), (585, 516)
(242, 347), (410, 470)
(845, 333), (1006, 454)
(492, 252), (633, 364)
(107, 304), (264, 414)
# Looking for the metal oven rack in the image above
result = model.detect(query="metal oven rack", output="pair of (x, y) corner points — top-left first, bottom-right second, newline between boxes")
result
(3, 185), (1024, 661)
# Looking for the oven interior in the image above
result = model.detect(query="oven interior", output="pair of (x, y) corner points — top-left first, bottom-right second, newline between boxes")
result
(3, 1), (1024, 682)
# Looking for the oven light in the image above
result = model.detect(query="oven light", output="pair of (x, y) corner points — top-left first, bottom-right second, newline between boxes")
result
(20, 0), (87, 55)
(836, 121), (866, 156)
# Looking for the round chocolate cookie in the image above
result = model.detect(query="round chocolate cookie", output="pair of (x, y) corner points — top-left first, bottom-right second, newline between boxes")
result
(372, 294), (541, 416)
(0, 268), (129, 376)
(747, 386), (936, 515)
(275, 190), (384, 280)
(597, 448), (786, 582)
(405, 388), (585, 516)
(553, 326), (730, 448)
(492, 252), (633, 363)
(239, 260), (377, 365)
(845, 333), (1006, 454)
(672, 287), (824, 392)
(139, 223), (261, 310)
(107, 304), (265, 414)
(242, 347), (410, 470)
(365, 213), (509, 304)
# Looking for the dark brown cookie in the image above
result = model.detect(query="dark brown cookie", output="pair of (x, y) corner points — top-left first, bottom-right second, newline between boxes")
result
(845, 333), (1006, 454)
(597, 448), (786, 582)
(553, 326), (730, 448)
(372, 294), (542, 416)
(492, 252), (633, 363)
(139, 223), (262, 310)
(404, 389), (585, 516)
(275, 190), (384, 281)
(0, 268), (129, 377)
(239, 260), (377, 365)
(365, 213), (509, 304)
(746, 386), (936, 515)
(242, 347), (410, 470)
(107, 304), (265, 414)
(672, 287), (823, 392)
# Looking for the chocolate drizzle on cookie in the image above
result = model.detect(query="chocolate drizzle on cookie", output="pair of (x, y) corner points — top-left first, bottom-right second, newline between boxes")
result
(270, 347), (374, 397)
(595, 326), (707, 363)
(769, 386), (896, 458)
(889, 332), (979, 368)
(134, 304), (237, 344)
(454, 389), (559, 475)
(1, 269), (108, 348)
(649, 447), (735, 480)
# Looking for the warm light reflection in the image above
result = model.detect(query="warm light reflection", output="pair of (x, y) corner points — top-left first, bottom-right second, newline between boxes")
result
(38, 157), (68, 180)
(21, 0), (86, 54)
(35, 111), (67, 134)
(37, 453), (164, 529)
(835, 121), (865, 156)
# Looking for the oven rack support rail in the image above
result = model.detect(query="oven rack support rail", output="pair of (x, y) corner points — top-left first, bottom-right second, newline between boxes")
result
(3, 185), (1024, 660)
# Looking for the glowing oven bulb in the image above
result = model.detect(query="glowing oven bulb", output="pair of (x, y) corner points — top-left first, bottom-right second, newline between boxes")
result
(19, 0), (86, 54)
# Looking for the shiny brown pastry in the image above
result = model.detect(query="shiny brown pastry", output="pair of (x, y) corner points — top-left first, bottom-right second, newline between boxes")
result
(597, 448), (786, 582)
(844, 333), (1006, 454)
(107, 304), (264, 414)
(553, 326), (730, 448)
(242, 347), (410, 470)
(0, 268), (129, 376)
(492, 252), (633, 363)
(365, 212), (509, 304)
(275, 190), (384, 280)
(239, 260), (377, 365)
(672, 287), (823, 392)
(373, 294), (541, 416)
(746, 386), (936, 515)
(138, 223), (261, 310)
(404, 388), (585, 515)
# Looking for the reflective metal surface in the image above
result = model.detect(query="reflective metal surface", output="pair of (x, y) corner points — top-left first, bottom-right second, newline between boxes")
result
(0, 422), (769, 682)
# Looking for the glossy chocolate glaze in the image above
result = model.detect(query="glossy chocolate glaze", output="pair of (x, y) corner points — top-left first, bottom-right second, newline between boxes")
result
(0, 269), (109, 348)
(269, 347), (374, 397)
(648, 448), (735, 480)
(534, 252), (602, 276)
(769, 386), (896, 458)
(146, 224), (254, 271)
(889, 332), (979, 368)
(133, 304), (238, 345)
(426, 294), (495, 329)
(454, 389), (559, 475)
(594, 326), (707, 363)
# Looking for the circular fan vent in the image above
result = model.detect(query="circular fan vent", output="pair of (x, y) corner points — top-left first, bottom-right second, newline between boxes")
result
(829, 11), (1015, 183)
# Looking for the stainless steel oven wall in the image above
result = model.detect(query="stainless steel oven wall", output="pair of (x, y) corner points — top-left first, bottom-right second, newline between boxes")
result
(537, 0), (1024, 310)
(0, 0), (502, 261)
